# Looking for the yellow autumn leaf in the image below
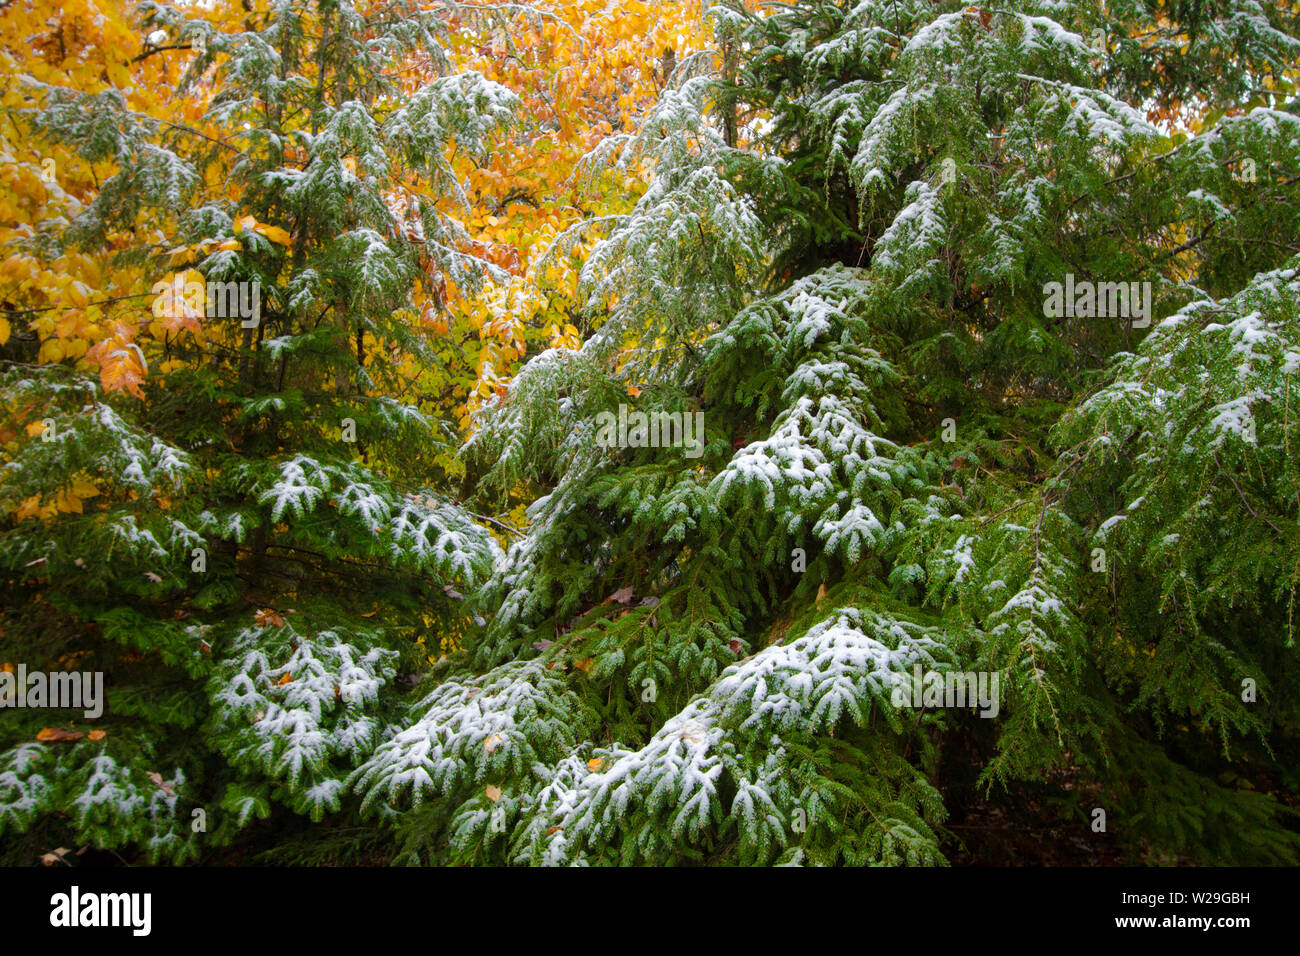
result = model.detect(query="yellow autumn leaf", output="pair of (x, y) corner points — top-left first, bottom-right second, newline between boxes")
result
(255, 223), (291, 245)
(15, 496), (50, 521)
(68, 478), (99, 499)
(56, 309), (85, 339)
(0, 255), (28, 280)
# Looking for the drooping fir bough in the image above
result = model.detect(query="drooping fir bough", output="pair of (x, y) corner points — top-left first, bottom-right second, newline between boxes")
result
(3, 0), (1300, 866)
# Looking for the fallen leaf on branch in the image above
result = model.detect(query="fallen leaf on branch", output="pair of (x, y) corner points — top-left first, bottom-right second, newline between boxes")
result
(254, 608), (285, 628)
(605, 586), (636, 605)
(147, 771), (176, 797)
(36, 728), (84, 743)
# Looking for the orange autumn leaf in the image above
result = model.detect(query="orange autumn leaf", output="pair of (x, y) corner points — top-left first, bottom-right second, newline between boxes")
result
(85, 328), (147, 399)
(277, 672), (294, 686)
(87, 729), (107, 741)
(36, 728), (85, 743)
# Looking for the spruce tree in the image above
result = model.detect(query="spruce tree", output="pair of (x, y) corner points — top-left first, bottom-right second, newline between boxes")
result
(1, 0), (511, 862)
(355, 0), (1300, 865)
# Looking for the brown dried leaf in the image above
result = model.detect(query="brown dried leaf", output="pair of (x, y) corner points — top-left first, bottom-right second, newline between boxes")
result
(254, 608), (285, 628)
(146, 771), (176, 798)
(606, 586), (636, 605)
